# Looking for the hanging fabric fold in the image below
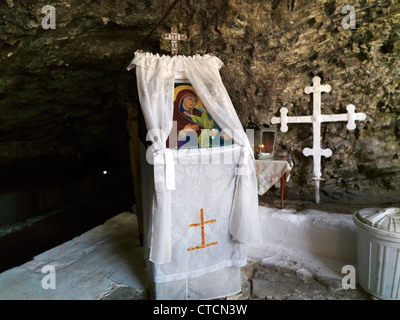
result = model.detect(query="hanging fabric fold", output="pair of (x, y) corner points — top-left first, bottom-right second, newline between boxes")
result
(152, 147), (175, 191)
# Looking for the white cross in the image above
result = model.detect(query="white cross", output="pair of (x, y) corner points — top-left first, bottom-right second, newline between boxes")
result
(271, 76), (366, 203)
(162, 26), (187, 56)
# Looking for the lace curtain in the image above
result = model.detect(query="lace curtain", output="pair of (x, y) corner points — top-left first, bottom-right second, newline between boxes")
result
(128, 52), (262, 264)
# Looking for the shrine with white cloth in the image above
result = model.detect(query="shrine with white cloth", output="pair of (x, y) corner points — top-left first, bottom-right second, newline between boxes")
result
(127, 52), (262, 300)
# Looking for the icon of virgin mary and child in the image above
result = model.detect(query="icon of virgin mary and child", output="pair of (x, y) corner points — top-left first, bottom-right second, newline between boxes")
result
(171, 85), (230, 149)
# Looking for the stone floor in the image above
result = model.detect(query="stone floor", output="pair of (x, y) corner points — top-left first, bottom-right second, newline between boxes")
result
(0, 211), (372, 300)
(235, 262), (370, 300)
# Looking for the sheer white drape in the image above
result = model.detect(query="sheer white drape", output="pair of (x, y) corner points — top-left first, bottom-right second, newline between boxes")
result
(128, 52), (262, 264)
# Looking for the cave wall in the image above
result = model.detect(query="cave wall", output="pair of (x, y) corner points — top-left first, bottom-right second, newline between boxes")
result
(1, 0), (399, 205)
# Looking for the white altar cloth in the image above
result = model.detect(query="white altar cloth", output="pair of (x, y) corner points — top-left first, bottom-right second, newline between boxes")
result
(140, 144), (248, 299)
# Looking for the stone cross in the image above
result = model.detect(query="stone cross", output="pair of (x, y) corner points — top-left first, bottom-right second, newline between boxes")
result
(271, 76), (366, 203)
(162, 26), (187, 56)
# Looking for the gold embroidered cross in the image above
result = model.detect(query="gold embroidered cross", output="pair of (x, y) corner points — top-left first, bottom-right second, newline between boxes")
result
(188, 209), (218, 252)
(162, 26), (187, 56)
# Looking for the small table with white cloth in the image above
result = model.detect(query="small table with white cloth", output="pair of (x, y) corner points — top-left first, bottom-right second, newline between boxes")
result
(255, 158), (293, 208)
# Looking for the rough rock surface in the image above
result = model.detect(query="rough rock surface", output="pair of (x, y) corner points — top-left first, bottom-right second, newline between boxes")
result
(234, 262), (371, 300)
(1, 0), (399, 202)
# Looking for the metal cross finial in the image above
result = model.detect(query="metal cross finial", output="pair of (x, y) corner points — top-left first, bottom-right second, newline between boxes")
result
(162, 26), (187, 56)
(271, 76), (367, 203)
